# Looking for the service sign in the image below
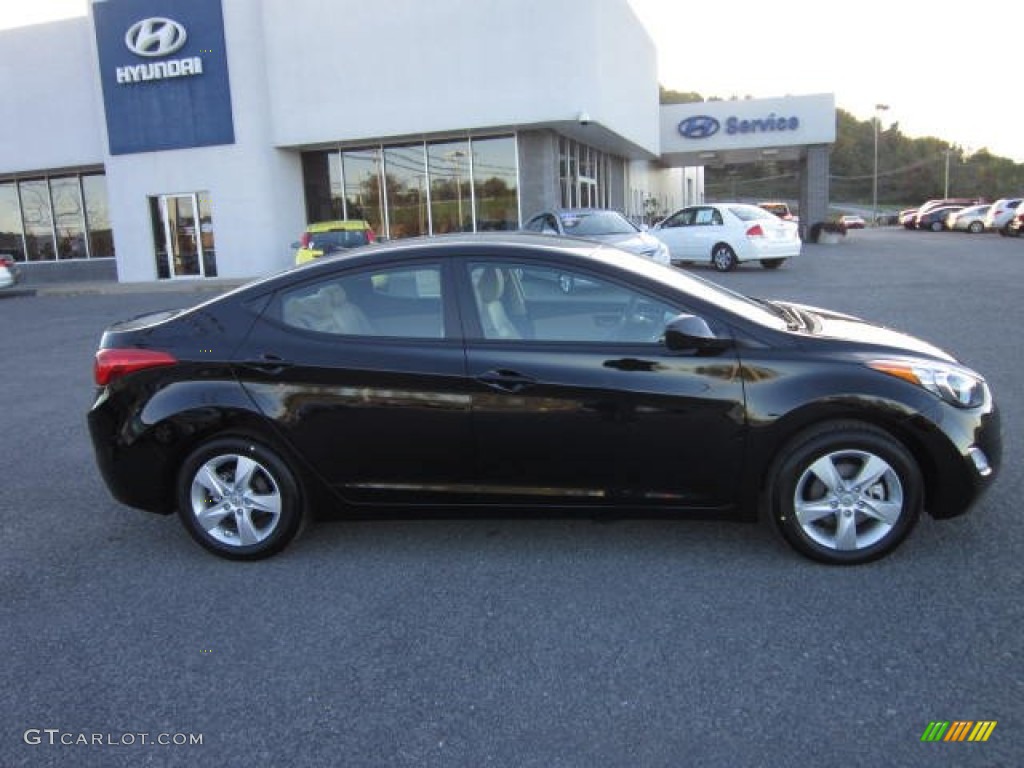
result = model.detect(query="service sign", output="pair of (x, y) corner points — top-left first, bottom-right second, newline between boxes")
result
(93, 0), (234, 154)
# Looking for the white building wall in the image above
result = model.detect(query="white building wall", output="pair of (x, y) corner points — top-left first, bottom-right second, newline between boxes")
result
(261, 0), (659, 156)
(0, 19), (105, 172)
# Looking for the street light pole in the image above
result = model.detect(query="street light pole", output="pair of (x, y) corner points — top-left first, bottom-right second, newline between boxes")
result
(872, 103), (889, 226)
(944, 146), (952, 199)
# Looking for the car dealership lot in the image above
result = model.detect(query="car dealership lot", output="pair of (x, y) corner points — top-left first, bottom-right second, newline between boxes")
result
(2, 228), (1021, 767)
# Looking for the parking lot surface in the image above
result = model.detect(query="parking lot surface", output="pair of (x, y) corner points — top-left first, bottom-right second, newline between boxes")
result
(1, 228), (1021, 767)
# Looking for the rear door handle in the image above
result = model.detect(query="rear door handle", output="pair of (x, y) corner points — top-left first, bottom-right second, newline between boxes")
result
(476, 369), (537, 393)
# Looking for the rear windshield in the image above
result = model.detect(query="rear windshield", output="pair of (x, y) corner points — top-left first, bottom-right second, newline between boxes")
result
(730, 205), (775, 222)
(309, 230), (370, 250)
(558, 211), (638, 237)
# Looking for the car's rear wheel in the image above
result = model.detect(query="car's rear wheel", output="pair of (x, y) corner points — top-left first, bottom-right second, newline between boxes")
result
(770, 422), (922, 564)
(930, 221), (943, 232)
(968, 221), (984, 234)
(711, 244), (738, 272)
(760, 258), (786, 270)
(177, 437), (304, 560)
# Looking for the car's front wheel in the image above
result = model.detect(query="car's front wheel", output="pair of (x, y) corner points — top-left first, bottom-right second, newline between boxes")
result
(177, 437), (304, 560)
(770, 422), (922, 564)
(968, 221), (984, 234)
(711, 244), (738, 272)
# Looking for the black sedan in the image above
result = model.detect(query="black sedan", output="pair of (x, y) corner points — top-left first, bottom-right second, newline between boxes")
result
(88, 234), (1001, 564)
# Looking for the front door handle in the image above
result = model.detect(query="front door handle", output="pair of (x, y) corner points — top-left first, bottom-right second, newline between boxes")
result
(476, 369), (537, 393)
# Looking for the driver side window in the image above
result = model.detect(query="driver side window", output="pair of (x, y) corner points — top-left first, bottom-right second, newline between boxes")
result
(468, 262), (680, 343)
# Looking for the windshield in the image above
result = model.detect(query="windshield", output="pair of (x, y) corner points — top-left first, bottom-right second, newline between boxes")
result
(559, 211), (638, 237)
(590, 244), (788, 330)
(310, 230), (370, 250)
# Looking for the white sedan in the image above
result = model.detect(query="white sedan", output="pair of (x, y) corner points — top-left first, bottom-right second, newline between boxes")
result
(651, 203), (802, 272)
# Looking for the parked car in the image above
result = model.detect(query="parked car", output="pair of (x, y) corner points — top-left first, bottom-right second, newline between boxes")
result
(1006, 209), (1024, 237)
(0, 254), (22, 289)
(293, 220), (376, 265)
(947, 204), (991, 233)
(758, 201), (798, 222)
(839, 215), (866, 229)
(899, 208), (920, 229)
(983, 198), (1022, 234)
(87, 233), (1001, 565)
(915, 205), (966, 231)
(522, 209), (670, 267)
(651, 203), (801, 271)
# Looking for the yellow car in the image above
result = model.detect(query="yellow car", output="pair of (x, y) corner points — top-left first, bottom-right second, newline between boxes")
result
(293, 220), (376, 265)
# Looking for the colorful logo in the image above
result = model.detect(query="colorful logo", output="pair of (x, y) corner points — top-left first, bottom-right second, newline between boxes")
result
(921, 721), (997, 742)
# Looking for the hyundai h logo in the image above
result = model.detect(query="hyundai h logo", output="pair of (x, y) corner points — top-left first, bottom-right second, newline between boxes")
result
(125, 18), (187, 57)
(678, 116), (720, 140)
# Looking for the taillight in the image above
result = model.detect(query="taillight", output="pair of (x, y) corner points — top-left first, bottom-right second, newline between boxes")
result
(746, 224), (765, 238)
(94, 348), (178, 386)
(0, 257), (12, 268)
(299, 233), (312, 248)
(366, 229), (376, 243)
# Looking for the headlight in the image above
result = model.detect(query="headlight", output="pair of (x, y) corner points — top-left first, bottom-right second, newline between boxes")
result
(649, 242), (670, 264)
(867, 359), (986, 408)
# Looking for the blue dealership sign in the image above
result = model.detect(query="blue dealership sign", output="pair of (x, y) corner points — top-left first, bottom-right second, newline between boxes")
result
(93, 0), (234, 155)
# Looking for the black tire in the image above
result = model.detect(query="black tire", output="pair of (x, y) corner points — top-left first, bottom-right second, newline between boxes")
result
(968, 221), (983, 234)
(769, 421), (922, 565)
(930, 221), (943, 232)
(760, 258), (786, 270)
(177, 437), (305, 560)
(711, 244), (738, 272)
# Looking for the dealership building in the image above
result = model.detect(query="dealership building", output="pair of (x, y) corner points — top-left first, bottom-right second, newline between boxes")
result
(0, 0), (835, 284)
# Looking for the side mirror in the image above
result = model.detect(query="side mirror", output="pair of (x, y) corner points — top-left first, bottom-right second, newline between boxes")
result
(663, 313), (731, 353)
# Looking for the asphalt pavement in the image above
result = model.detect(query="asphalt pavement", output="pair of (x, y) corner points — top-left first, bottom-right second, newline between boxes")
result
(1, 228), (1021, 767)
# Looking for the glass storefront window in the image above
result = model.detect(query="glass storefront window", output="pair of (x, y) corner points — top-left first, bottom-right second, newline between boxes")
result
(342, 149), (384, 238)
(427, 141), (473, 234)
(19, 179), (55, 261)
(82, 174), (113, 258)
(302, 135), (520, 241)
(0, 183), (25, 261)
(383, 144), (428, 239)
(50, 177), (88, 259)
(473, 136), (518, 231)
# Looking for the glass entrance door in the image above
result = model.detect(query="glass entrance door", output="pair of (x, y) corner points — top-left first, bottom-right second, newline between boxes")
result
(150, 193), (217, 279)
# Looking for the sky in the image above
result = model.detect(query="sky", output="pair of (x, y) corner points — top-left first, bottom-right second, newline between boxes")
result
(2, 1), (1020, 162)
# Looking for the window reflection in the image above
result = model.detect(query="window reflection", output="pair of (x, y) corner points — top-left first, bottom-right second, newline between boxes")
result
(0, 183), (25, 261)
(342, 149), (384, 237)
(50, 177), (87, 259)
(19, 180), (54, 261)
(428, 141), (472, 234)
(383, 144), (428, 239)
(82, 174), (113, 258)
(473, 136), (518, 231)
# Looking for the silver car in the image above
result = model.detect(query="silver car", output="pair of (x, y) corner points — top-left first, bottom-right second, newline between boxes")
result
(947, 204), (991, 233)
(523, 209), (670, 266)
